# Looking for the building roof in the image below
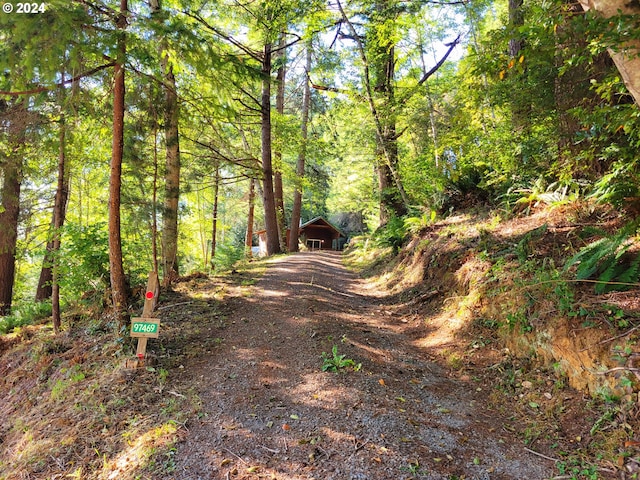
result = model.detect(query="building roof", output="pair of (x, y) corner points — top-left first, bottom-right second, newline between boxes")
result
(300, 216), (346, 237)
(256, 217), (347, 238)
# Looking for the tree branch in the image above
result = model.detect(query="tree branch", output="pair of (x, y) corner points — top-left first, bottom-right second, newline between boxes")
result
(182, 10), (262, 62)
(416, 34), (461, 87)
(0, 63), (116, 96)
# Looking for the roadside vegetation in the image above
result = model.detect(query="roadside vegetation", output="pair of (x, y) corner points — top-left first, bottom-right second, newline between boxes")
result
(345, 201), (640, 479)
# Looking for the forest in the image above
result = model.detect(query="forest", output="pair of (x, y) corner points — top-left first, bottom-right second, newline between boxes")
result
(0, 0), (639, 327)
(3, 0), (640, 478)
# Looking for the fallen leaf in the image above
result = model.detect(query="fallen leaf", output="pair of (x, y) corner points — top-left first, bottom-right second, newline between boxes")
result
(220, 459), (232, 467)
(282, 423), (291, 431)
(395, 396), (406, 402)
(290, 414), (300, 420)
(379, 379), (385, 386)
(246, 466), (259, 473)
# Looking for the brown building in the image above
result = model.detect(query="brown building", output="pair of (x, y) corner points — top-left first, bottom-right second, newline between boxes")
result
(256, 217), (346, 255)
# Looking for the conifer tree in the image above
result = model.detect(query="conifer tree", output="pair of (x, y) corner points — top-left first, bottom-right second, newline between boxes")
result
(108, 0), (129, 327)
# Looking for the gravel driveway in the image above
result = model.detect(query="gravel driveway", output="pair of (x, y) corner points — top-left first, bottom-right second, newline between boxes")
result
(169, 251), (555, 480)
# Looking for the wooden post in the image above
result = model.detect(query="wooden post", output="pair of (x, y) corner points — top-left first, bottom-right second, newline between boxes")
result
(129, 271), (160, 367)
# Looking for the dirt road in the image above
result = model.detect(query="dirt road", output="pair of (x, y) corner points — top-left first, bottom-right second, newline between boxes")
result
(169, 252), (554, 479)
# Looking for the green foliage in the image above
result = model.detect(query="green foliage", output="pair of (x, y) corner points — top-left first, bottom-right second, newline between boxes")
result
(373, 216), (407, 254)
(403, 211), (437, 235)
(213, 242), (245, 272)
(555, 457), (599, 480)
(321, 345), (361, 372)
(589, 158), (640, 208)
(0, 302), (52, 334)
(506, 309), (532, 333)
(565, 222), (640, 293)
(53, 223), (110, 300)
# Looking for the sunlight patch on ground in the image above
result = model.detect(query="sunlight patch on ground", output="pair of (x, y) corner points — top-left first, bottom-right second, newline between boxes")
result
(348, 339), (395, 363)
(415, 309), (471, 350)
(259, 288), (288, 297)
(102, 422), (178, 480)
(286, 373), (359, 408)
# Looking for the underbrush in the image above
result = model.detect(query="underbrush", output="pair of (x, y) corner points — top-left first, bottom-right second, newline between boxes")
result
(0, 259), (269, 479)
(0, 314), (195, 480)
(0, 301), (52, 334)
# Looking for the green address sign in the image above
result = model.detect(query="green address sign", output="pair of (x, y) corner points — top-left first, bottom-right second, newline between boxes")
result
(130, 318), (160, 338)
(133, 322), (158, 334)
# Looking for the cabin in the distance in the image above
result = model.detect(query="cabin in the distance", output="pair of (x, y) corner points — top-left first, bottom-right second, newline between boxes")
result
(256, 216), (347, 256)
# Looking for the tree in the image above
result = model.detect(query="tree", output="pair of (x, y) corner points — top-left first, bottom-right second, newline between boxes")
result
(245, 178), (256, 256)
(108, 0), (129, 328)
(0, 101), (29, 316)
(210, 161), (220, 269)
(335, 0), (459, 223)
(274, 33), (288, 252)
(35, 76), (72, 307)
(578, 0), (640, 106)
(289, 45), (312, 252)
(150, 0), (182, 284)
(260, 40), (282, 256)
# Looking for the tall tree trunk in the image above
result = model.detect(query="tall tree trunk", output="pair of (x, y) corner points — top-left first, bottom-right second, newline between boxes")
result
(261, 42), (281, 256)
(245, 178), (255, 257)
(210, 161), (220, 270)
(36, 85), (70, 303)
(273, 34), (287, 252)
(289, 45), (311, 252)
(151, 96), (159, 274)
(0, 102), (25, 316)
(508, 0), (530, 161)
(150, 0), (181, 284)
(578, 0), (640, 106)
(553, 0), (600, 173)
(108, 0), (129, 328)
(338, 0), (409, 225)
(161, 54), (181, 285)
(372, 12), (407, 223)
(51, 115), (69, 332)
(160, 31), (181, 285)
(508, 0), (525, 58)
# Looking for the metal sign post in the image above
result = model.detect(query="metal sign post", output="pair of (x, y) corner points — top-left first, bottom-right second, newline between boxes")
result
(130, 271), (160, 366)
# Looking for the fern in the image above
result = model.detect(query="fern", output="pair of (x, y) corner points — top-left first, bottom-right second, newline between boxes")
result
(565, 237), (619, 280)
(611, 254), (640, 292)
(565, 220), (640, 293)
